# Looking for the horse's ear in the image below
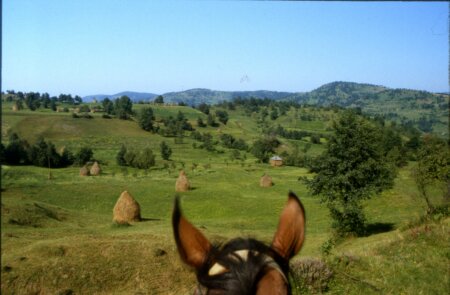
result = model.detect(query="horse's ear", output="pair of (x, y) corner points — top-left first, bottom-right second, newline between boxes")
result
(256, 269), (288, 295)
(271, 192), (305, 260)
(172, 197), (211, 269)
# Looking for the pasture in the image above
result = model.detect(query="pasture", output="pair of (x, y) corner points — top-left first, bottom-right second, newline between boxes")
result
(1, 105), (448, 294)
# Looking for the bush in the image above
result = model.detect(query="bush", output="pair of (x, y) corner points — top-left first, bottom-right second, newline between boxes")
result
(138, 107), (155, 132)
(310, 134), (321, 144)
(74, 147), (94, 166)
(160, 141), (172, 160)
(4, 133), (30, 165)
(291, 258), (333, 294)
(116, 146), (155, 169)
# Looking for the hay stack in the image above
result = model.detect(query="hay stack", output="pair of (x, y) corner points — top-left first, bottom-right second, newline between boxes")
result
(260, 174), (273, 187)
(175, 170), (190, 192)
(79, 165), (90, 176)
(113, 191), (141, 224)
(12, 104), (18, 111)
(90, 161), (101, 176)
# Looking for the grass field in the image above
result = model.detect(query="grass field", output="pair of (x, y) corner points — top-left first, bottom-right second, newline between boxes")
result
(1, 105), (448, 294)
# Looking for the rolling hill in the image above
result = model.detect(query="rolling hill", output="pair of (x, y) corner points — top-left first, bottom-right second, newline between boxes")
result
(83, 91), (159, 102)
(82, 81), (449, 137)
(1, 99), (448, 294)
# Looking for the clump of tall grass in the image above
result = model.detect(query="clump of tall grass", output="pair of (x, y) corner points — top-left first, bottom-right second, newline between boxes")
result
(290, 258), (333, 294)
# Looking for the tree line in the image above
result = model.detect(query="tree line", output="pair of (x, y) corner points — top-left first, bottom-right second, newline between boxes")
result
(0, 133), (94, 168)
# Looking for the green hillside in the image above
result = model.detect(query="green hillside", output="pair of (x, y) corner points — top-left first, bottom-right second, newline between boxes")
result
(1, 101), (448, 294)
(286, 82), (449, 138)
(76, 81), (449, 138)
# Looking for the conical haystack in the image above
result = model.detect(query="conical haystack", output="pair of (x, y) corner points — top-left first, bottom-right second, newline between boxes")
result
(260, 174), (273, 187)
(79, 165), (90, 176)
(175, 170), (190, 192)
(113, 191), (141, 224)
(90, 161), (101, 176)
(12, 104), (18, 111)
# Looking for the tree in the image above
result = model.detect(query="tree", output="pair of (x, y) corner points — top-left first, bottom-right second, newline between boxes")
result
(114, 96), (133, 119)
(270, 108), (279, 120)
(102, 98), (114, 114)
(154, 95), (164, 104)
(4, 133), (29, 165)
(207, 114), (218, 127)
(198, 103), (210, 115)
(138, 107), (155, 132)
(215, 110), (229, 125)
(251, 137), (280, 163)
(310, 134), (321, 144)
(74, 147), (93, 166)
(116, 145), (127, 166)
(0, 143), (5, 164)
(50, 100), (57, 111)
(134, 148), (156, 169)
(304, 110), (395, 236)
(413, 135), (450, 213)
(160, 141), (172, 160)
(197, 117), (206, 127)
(28, 138), (64, 168)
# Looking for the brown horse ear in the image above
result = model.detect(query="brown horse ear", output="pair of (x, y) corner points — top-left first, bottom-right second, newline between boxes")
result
(172, 197), (211, 269)
(271, 191), (305, 260)
(256, 268), (288, 295)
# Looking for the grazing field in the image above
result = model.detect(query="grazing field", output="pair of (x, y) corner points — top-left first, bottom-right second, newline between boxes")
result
(1, 105), (448, 294)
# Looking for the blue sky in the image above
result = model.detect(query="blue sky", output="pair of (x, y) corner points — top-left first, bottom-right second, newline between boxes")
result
(3, 1), (448, 96)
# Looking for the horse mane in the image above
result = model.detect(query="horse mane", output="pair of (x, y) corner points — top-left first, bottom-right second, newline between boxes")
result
(195, 238), (291, 295)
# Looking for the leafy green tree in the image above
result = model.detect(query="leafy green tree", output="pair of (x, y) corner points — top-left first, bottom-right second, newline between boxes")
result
(207, 113), (218, 127)
(304, 110), (395, 236)
(270, 108), (279, 120)
(102, 98), (114, 114)
(79, 104), (90, 112)
(160, 141), (172, 160)
(124, 149), (136, 166)
(154, 95), (164, 104)
(114, 96), (133, 119)
(197, 117), (206, 127)
(116, 145), (127, 166)
(138, 107), (155, 132)
(50, 100), (57, 111)
(251, 137), (280, 163)
(310, 134), (321, 144)
(0, 143), (5, 164)
(74, 147), (94, 166)
(60, 148), (74, 167)
(4, 133), (29, 165)
(28, 138), (63, 168)
(413, 135), (450, 212)
(198, 103), (210, 115)
(134, 148), (156, 169)
(215, 110), (229, 125)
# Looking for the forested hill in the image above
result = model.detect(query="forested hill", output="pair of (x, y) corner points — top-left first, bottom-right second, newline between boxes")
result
(83, 91), (159, 102)
(83, 89), (293, 104)
(286, 81), (447, 109)
(160, 89), (293, 105)
(284, 81), (449, 137)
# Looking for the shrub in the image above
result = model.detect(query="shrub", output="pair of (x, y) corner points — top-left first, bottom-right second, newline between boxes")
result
(290, 258), (333, 294)
(74, 147), (94, 166)
(160, 141), (172, 160)
(116, 146), (155, 169)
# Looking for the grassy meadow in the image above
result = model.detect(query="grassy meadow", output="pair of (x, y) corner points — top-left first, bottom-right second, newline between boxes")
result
(1, 103), (448, 294)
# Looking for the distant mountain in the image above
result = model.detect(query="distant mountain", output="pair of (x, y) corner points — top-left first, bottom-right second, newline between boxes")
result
(161, 88), (293, 105)
(284, 81), (448, 137)
(83, 89), (293, 105)
(83, 91), (158, 102)
(284, 81), (447, 109)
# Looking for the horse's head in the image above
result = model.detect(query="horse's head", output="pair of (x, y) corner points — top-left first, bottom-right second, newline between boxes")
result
(173, 192), (305, 295)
